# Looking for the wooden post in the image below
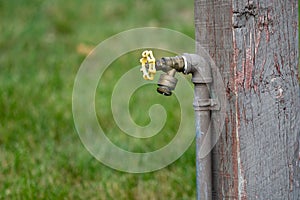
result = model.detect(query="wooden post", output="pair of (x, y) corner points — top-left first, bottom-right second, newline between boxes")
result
(195, 0), (300, 199)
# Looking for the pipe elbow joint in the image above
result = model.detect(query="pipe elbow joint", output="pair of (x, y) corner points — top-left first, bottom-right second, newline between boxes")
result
(182, 53), (212, 84)
(154, 53), (212, 96)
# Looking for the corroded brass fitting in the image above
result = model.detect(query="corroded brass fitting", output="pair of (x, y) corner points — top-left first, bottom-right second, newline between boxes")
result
(155, 57), (184, 96)
(155, 56), (185, 73)
(157, 69), (177, 96)
(139, 50), (211, 96)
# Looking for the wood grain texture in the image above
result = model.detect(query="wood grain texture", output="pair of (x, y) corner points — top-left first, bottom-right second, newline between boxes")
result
(195, 0), (300, 199)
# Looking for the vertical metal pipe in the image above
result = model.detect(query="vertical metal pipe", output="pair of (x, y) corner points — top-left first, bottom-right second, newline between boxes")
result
(151, 53), (213, 199)
(194, 84), (212, 200)
(182, 53), (212, 199)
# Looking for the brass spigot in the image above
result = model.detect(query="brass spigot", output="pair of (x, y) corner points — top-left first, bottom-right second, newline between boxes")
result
(139, 50), (185, 96)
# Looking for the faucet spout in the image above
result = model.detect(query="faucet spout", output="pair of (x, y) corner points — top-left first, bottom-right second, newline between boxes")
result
(157, 68), (177, 96)
(154, 55), (186, 96)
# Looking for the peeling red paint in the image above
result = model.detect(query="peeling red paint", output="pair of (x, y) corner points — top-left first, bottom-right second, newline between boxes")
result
(225, 117), (230, 143)
(232, 105), (244, 199)
(265, 10), (272, 42)
(244, 48), (254, 90)
(259, 58), (266, 83)
(230, 37), (240, 94)
(254, 30), (261, 56)
(235, 71), (244, 89)
(232, 24), (248, 200)
(234, 47), (254, 92)
(274, 53), (282, 75)
(265, 26), (270, 42)
(258, 9), (273, 42)
(253, 29), (262, 92)
(241, 168), (248, 200)
(230, 106), (240, 198)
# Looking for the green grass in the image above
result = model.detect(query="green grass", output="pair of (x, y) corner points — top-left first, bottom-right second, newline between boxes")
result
(0, 0), (196, 199)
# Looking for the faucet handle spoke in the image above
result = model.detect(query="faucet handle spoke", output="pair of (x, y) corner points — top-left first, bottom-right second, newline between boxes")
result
(139, 50), (156, 80)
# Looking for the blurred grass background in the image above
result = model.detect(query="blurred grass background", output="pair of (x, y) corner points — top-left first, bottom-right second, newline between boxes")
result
(0, 0), (196, 199)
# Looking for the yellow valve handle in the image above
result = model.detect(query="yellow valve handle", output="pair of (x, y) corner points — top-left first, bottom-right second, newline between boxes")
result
(140, 50), (156, 80)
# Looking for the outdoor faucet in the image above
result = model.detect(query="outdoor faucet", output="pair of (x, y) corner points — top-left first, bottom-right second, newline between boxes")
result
(140, 50), (183, 96)
(139, 50), (212, 96)
(139, 50), (217, 200)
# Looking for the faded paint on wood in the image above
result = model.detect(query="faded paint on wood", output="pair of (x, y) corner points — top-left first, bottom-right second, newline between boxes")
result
(195, 0), (300, 199)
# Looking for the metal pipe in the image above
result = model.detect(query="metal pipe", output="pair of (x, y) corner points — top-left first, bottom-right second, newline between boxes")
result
(194, 84), (212, 200)
(156, 53), (213, 199)
(184, 54), (212, 200)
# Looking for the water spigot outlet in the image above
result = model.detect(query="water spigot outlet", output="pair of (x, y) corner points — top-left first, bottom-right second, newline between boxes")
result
(157, 70), (178, 96)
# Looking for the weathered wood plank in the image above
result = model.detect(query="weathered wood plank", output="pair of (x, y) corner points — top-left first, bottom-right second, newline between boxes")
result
(195, 0), (300, 199)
